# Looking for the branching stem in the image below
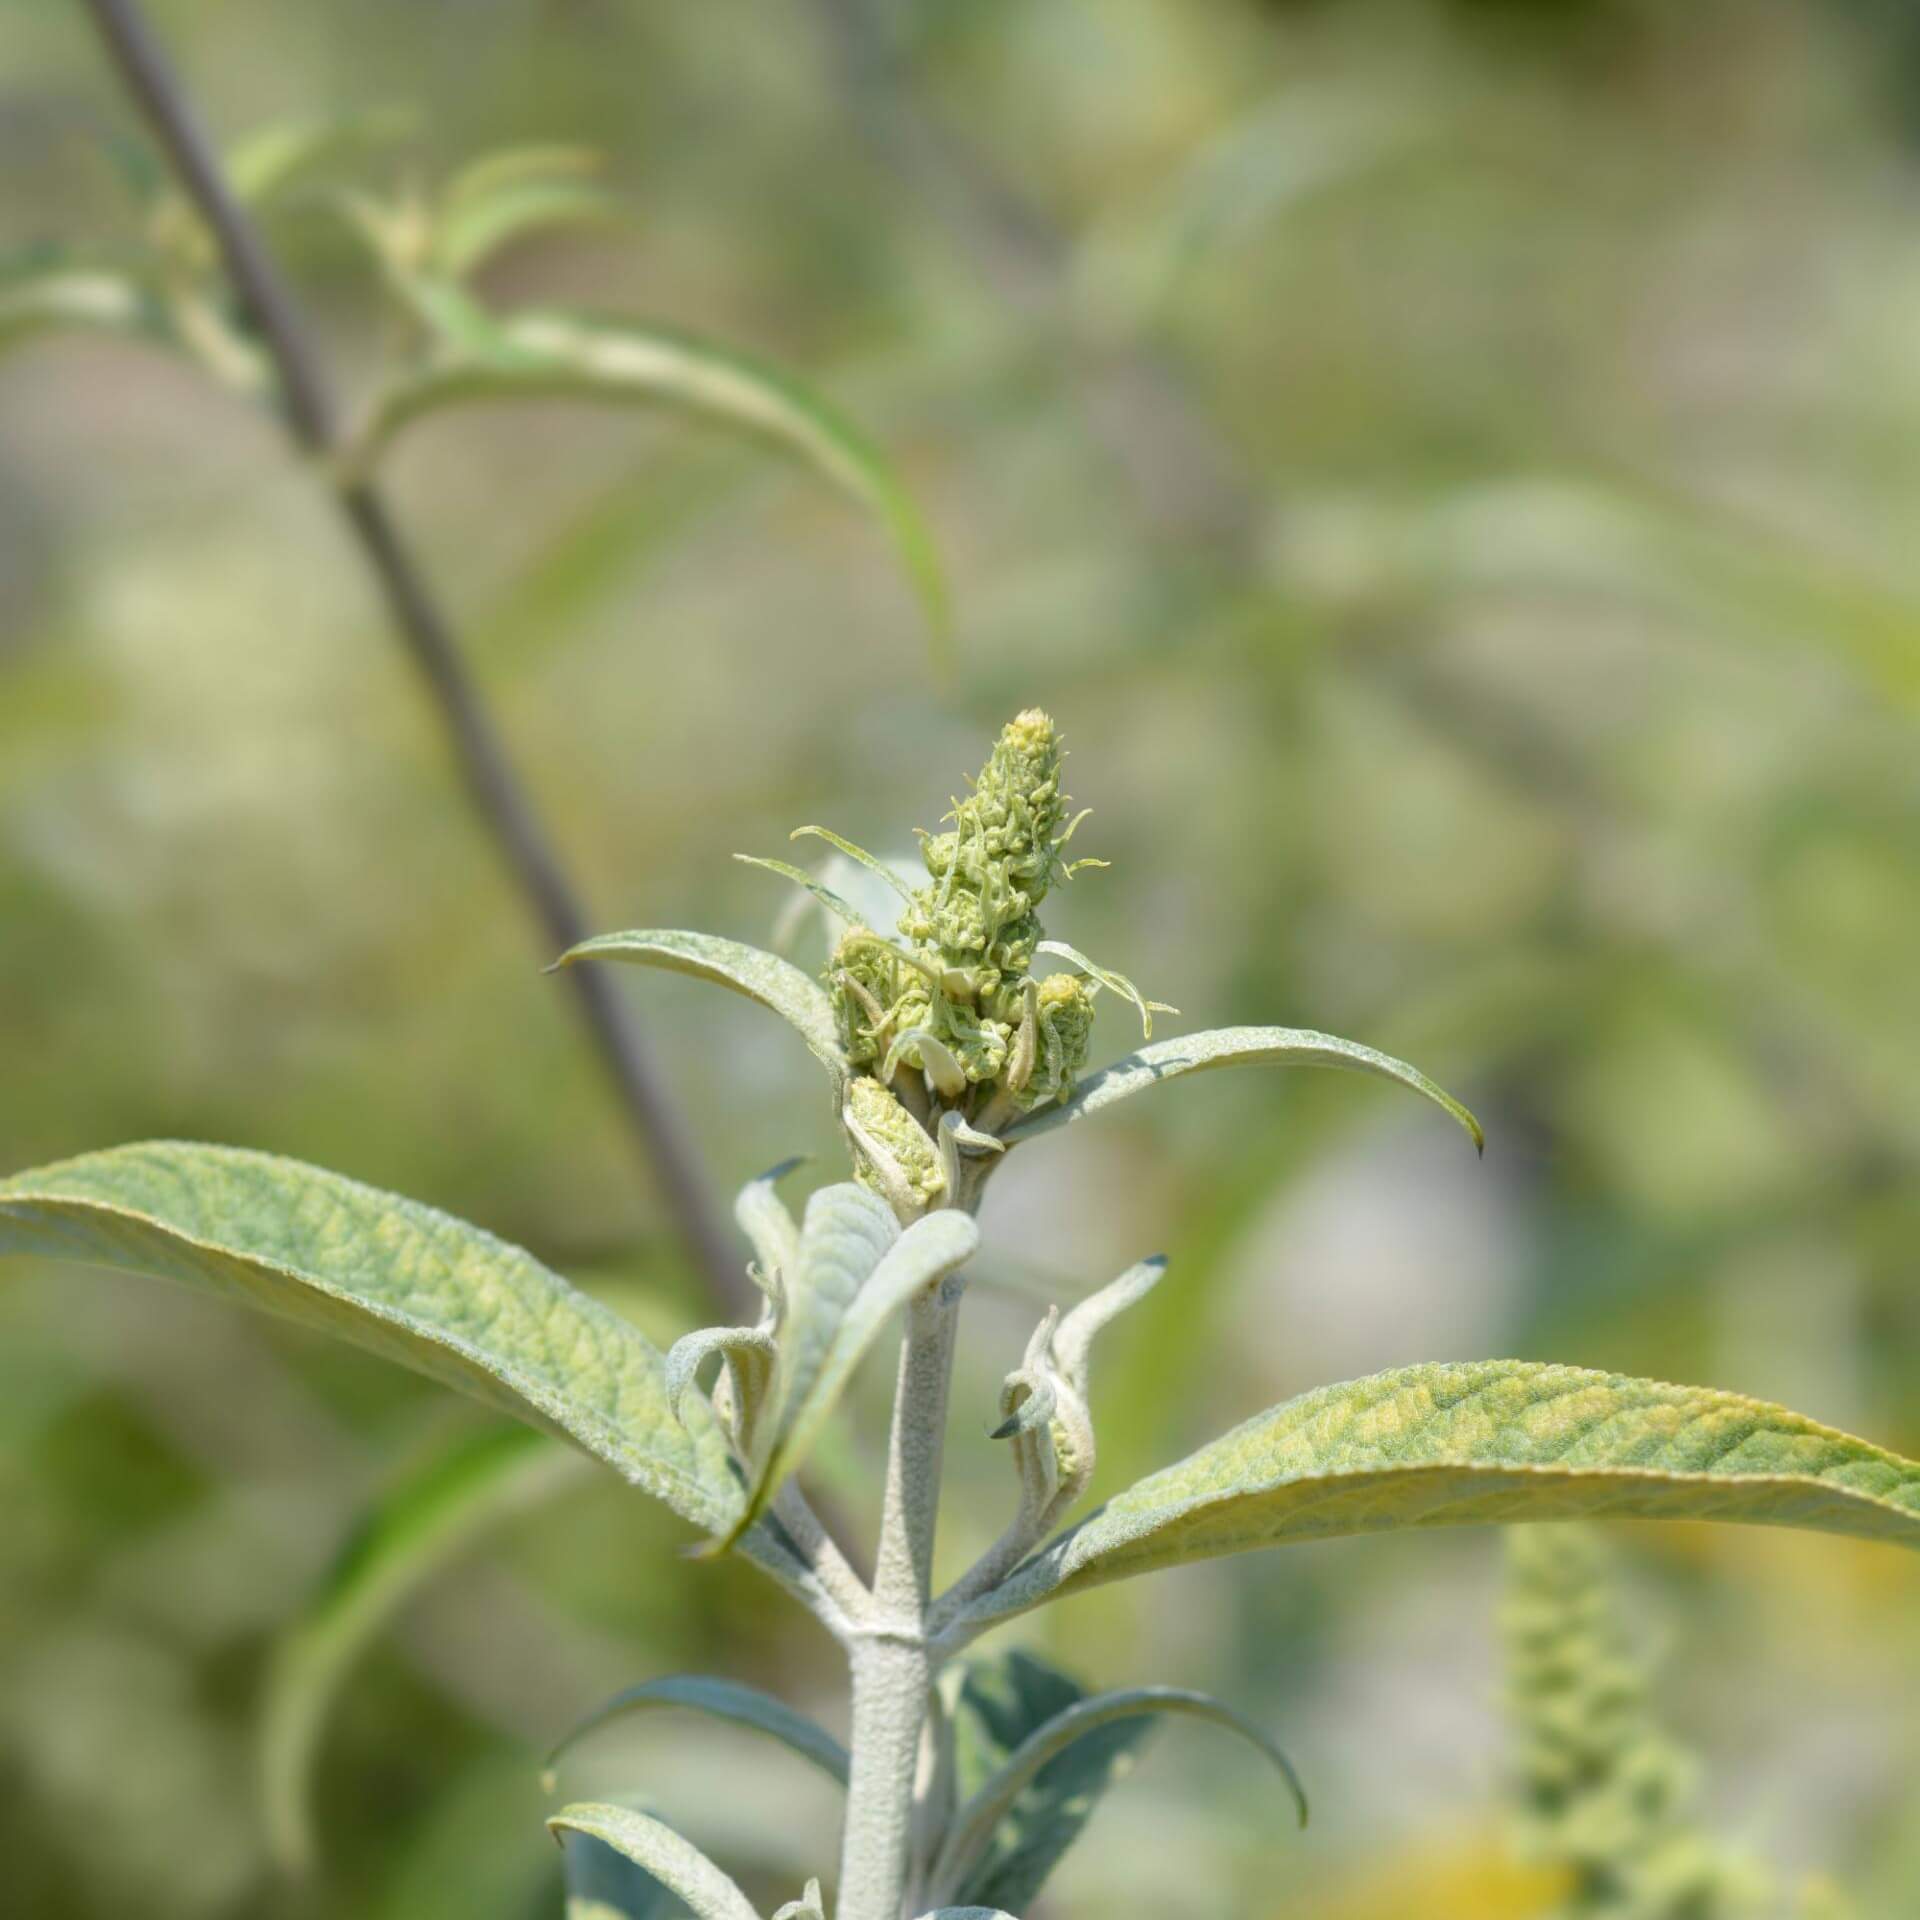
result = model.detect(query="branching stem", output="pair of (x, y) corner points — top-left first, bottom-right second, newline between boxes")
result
(76, 0), (746, 1318)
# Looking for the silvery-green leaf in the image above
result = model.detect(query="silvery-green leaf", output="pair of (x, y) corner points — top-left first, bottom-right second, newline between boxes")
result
(789, 826), (915, 902)
(771, 1879), (826, 1920)
(734, 1159), (803, 1291)
(555, 929), (847, 1085)
(263, 1423), (589, 1874)
(736, 854), (868, 930)
(562, 1826), (683, 1920)
(1033, 939), (1175, 1039)
(958, 1361), (1920, 1631)
(549, 1805), (758, 1920)
(934, 1687), (1305, 1909)
(715, 1193), (979, 1551)
(1002, 1024), (1484, 1154)
(345, 307), (947, 645)
(1052, 1256), (1167, 1391)
(665, 1325), (777, 1429)
(0, 1142), (741, 1533)
(430, 155), (621, 280)
(226, 108), (412, 206)
(547, 1673), (850, 1787)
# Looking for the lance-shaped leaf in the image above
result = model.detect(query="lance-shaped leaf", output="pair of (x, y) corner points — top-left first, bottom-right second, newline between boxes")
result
(0, 1142), (741, 1532)
(549, 1805), (759, 1920)
(957, 1361), (1920, 1631)
(547, 1673), (849, 1788)
(264, 1422), (591, 1874)
(713, 1192), (979, 1551)
(345, 307), (947, 645)
(1034, 939), (1175, 1040)
(932, 1687), (1306, 1909)
(933, 1649), (1149, 1915)
(555, 929), (847, 1085)
(561, 1826), (682, 1920)
(734, 1159), (804, 1288)
(1001, 1024), (1484, 1154)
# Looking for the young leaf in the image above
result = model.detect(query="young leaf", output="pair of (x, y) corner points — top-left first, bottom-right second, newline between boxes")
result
(734, 1158), (804, 1286)
(549, 1805), (760, 1920)
(225, 108), (412, 207)
(1033, 939), (1175, 1040)
(555, 929), (848, 1085)
(0, 269), (164, 352)
(789, 825), (916, 902)
(0, 1142), (741, 1532)
(345, 308), (948, 646)
(263, 1422), (590, 1875)
(956, 1361), (1920, 1632)
(735, 854), (868, 930)
(932, 1687), (1305, 1908)
(714, 1193), (979, 1551)
(430, 169), (620, 279)
(547, 1673), (850, 1787)
(1001, 1023), (1484, 1154)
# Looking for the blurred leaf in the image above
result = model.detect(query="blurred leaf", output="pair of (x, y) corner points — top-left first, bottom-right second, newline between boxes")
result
(0, 268), (165, 352)
(430, 146), (621, 278)
(1002, 1024), (1484, 1153)
(932, 1685), (1304, 1911)
(714, 1191), (978, 1551)
(263, 1422), (591, 1874)
(345, 307), (948, 650)
(547, 1673), (850, 1787)
(0, 1142), (741, 1530)
(226, 108), (413, 207)
(959, 1361), (1920, 1630)
(548, 1804), (760, 1920)
(556, 929), (849, 1085)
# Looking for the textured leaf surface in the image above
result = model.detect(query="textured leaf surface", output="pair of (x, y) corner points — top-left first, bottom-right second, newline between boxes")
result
(561, 1827), (685, 1920)
(963, 1361), (1920, 1627)
(1002, 1024), (1483, 1152)
(935, 1686), (1303, 1907)
(0, 1143), (741, 1531)
(556, 930), (847, 1084)
(265, 1423), (589, 1873)
(549, 1805), (759, 1920)
(349, 308), (947, 642)
(548, 1673), (849, 1786)
(718, 1194), (979, 1549)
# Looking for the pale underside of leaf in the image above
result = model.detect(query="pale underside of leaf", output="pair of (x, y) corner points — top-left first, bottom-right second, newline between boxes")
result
(263, 1423), (590, 1874)
(0, 1142), (741, 1533)
(346, 307), (948, 647)
(933, 1687), (1305, 1905)
(959, 1360), (1920, 1631)
(547, 1673), (850, 1787)
(716, 1197), (979, 1551)
(555, 929), (848, 1085)
(1001, 1023), (1484, 1153)
(549, 1805), (760, 1920)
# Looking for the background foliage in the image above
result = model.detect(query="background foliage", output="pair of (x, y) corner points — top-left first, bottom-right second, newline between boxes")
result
(3, 0), (1918, 1914)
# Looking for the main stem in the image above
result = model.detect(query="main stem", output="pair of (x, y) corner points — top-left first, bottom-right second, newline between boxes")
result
(76, 0), (747, 1318)
(839, 1282), (962, 1920)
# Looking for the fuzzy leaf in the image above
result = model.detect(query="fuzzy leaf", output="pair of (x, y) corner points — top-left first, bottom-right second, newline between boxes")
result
(959, 1361), (1920, 1630)
(264, 1423), (589, 1874)
(716, 1194), (979, 1550)
(0, 1142), (741, 1532)
(548, 1674), (849, 1787)
(736, 854), (868, 929)
(1034, 939), (1174, 1039)
(549, 1806), (758, 1920)
(935, 1687), (1305, 1908)
(346, 307), (947, 644)
(1002, 1023), (1484, 1153)
(556, 929), (847, 1084)
(561, 1828), (685, 1920)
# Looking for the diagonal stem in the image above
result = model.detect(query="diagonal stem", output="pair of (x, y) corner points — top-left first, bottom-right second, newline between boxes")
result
(76, 0), (746, 1317)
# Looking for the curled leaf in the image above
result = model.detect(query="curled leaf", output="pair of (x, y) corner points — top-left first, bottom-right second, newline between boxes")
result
(736, 854), (868, 930)
(1034, 939), (1176, 1039)
(1001, 1023), (1484, 1154)
(547, 1673), (849, 1787)
(548, 1805), (760, 1920)
(555, 929), (847, 1086)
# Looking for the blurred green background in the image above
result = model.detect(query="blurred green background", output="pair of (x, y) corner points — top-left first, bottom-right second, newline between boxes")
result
(4, 0), (1920, 1913)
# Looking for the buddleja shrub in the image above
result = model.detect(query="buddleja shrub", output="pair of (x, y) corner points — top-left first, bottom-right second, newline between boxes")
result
(5, 714), (1917, 1920)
